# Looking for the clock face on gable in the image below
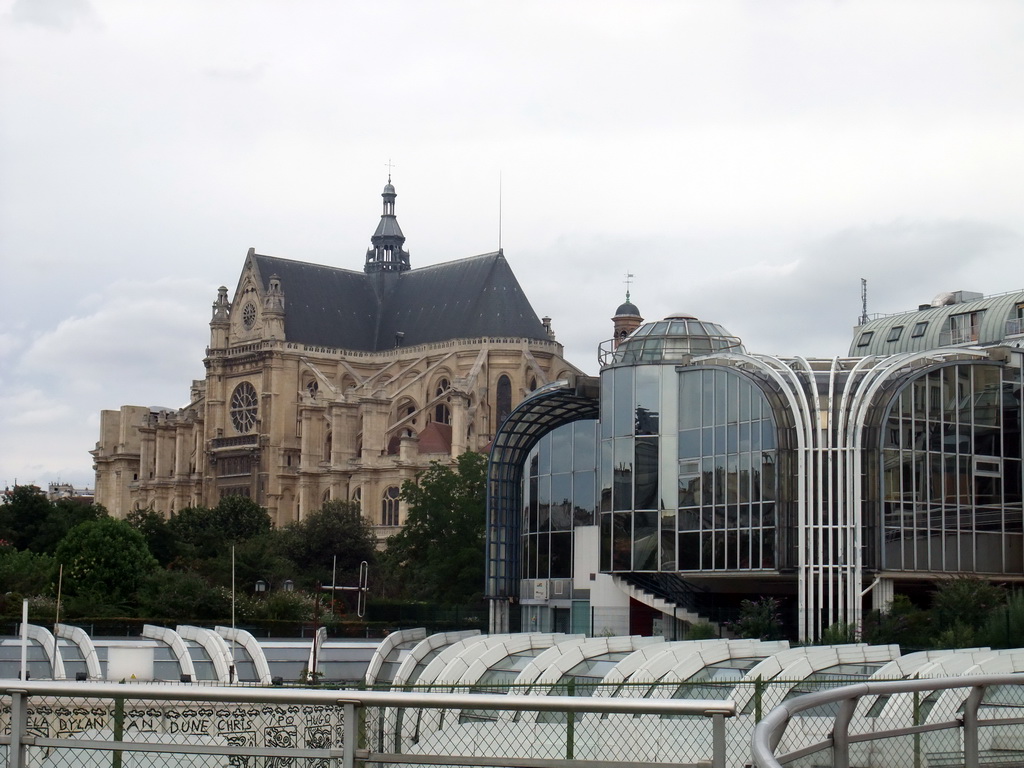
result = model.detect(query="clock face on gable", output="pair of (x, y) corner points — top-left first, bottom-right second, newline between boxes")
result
(242, 301), (257, 330)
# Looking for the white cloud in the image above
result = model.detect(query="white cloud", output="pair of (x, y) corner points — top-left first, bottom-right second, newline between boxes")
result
(0, 277), (210, 488)
(8, 0), (97, 30)
(1, 1), (1023, 485)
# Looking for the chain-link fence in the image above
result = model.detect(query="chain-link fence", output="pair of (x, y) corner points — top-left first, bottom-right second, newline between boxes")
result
(0, 681), (733, 768)
(6, 676), (1021, 768)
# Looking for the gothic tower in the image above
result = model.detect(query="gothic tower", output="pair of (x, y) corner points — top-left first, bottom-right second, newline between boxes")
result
(364, 177), (411, 273)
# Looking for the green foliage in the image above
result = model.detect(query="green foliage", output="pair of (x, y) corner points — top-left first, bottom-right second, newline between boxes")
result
(819, 621), (858, 645)
(731, 596), (784, 640)
(0, 484), (52, 549)
(246, 590), (316, 623)
(216, 495), (273, 542)
(383, 452), (487, 604)
(0, 544), (55, 595)
(54, 518), (158, 609)
(37, 499), (107, 554)
(933, 621), (977, 650)
(861, 594), (932, 648)
(686, 621), (718, 640)
(931, 576), (1006, 633)
(126, 508), (179, 566)
(0, 485), (105, 554)
(218, 530), (294, 592)
(136, 569), (232, 620)
(0, 593), (57, 620)
(280, 500), (376, 591)
(167, 497), (271, 560)
(978, 590), (1024, 648)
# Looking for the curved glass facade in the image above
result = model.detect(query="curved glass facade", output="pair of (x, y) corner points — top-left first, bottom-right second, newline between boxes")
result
(599, 363), (778, 574)
(879, 361), (1023, 573)
(676, 368), (778, 572)
(521, 420), (599, 580)
(489, 304), (1024, 641)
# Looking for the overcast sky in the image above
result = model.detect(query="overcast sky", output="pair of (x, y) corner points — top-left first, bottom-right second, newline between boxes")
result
(2, 0), (1022, 491)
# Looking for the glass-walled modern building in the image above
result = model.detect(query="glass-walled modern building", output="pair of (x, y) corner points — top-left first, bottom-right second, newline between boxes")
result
(487, 289), (1024, 641)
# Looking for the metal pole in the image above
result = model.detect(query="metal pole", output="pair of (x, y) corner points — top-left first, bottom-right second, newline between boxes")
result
(712, 712), (727, 768)
(9, 689), (26, 768)
(913, 690), (922, 768)
(331, 555), (337, 617)
(832, 697), (856, 768)
(230, 546), (236, 683)
(566, 678), (575, 760)
(19, 599), (28, 681)
(54, 563), (63, 636)
(113, 695), (125, 768)
(963, 685), (984, 768)
(342, 700), (358, 768)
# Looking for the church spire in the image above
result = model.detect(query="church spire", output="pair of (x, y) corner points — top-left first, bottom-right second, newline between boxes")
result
(365, 176), (411, 273)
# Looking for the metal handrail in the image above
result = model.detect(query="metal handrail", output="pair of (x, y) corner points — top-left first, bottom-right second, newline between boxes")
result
(0, 679), (735, 715)
(750, 673), (1024, 768)
(2, 680), (736, 768)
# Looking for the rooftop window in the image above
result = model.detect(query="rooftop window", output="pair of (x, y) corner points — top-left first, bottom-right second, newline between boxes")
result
(856, 331), (874, 347)
(886, 326), (904, 342)
(911, 321), (928, 338)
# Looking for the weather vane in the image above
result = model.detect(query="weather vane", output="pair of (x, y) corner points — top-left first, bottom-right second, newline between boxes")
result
(624, 272), (635, 302)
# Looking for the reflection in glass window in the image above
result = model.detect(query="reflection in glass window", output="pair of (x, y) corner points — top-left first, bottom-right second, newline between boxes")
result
(857, 331), (874, 347)
(912, 321), (928, 338)
(672, 369), (778, 572)
(520, 421), (599, 580)
(880, 362), (1022, 573)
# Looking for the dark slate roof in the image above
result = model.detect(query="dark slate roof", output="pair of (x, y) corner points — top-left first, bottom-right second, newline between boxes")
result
(615, 300), (640, 317)
(373, 216), (404, 239)
(249, 251), (549, 351)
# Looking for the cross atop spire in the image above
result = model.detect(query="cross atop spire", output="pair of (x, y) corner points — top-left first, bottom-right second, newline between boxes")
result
(384, 158), (397, 183)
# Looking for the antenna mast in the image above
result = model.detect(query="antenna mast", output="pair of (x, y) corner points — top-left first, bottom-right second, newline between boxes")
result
(860, 278), (869, 326)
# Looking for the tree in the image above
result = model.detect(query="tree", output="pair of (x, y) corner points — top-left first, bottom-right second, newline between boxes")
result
(280, 500), (376, 592)
(730, 596), (784, 640)
(136, 569), (232, 620)
(127, 508), (179, 566)
(167, 497), (272, 561)
(931, 576), (1006, 633)
(0, 543), (55, 596)
(0, 484), (52, 550)
(36, 498), (107, 554)
(216, 495), (273, 542)
(54, 518), (158, 612)
(0, 485), (108, 554)
(383, 451), (487, 604)
(861, 594), (932, 648)
(980, 590), (1024, 648)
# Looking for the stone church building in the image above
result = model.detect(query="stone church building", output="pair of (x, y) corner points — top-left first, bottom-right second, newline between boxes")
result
(93, 180), (579, 534)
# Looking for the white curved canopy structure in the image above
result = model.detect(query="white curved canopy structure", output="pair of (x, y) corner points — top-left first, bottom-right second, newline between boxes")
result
(142, 625), (197, 681)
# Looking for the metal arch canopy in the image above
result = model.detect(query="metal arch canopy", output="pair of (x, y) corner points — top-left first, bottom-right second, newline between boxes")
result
(485, 375), (600, 599)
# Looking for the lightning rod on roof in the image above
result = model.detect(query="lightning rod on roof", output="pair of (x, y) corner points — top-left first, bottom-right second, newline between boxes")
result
(498, 171), (503, 254)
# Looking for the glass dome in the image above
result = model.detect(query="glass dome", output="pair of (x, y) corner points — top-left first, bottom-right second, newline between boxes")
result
(599, 312), (744, 367)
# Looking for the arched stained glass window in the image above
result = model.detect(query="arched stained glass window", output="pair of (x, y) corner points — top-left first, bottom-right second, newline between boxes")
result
(382, 486), (400, 526)
(497, 374), (513, 425)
